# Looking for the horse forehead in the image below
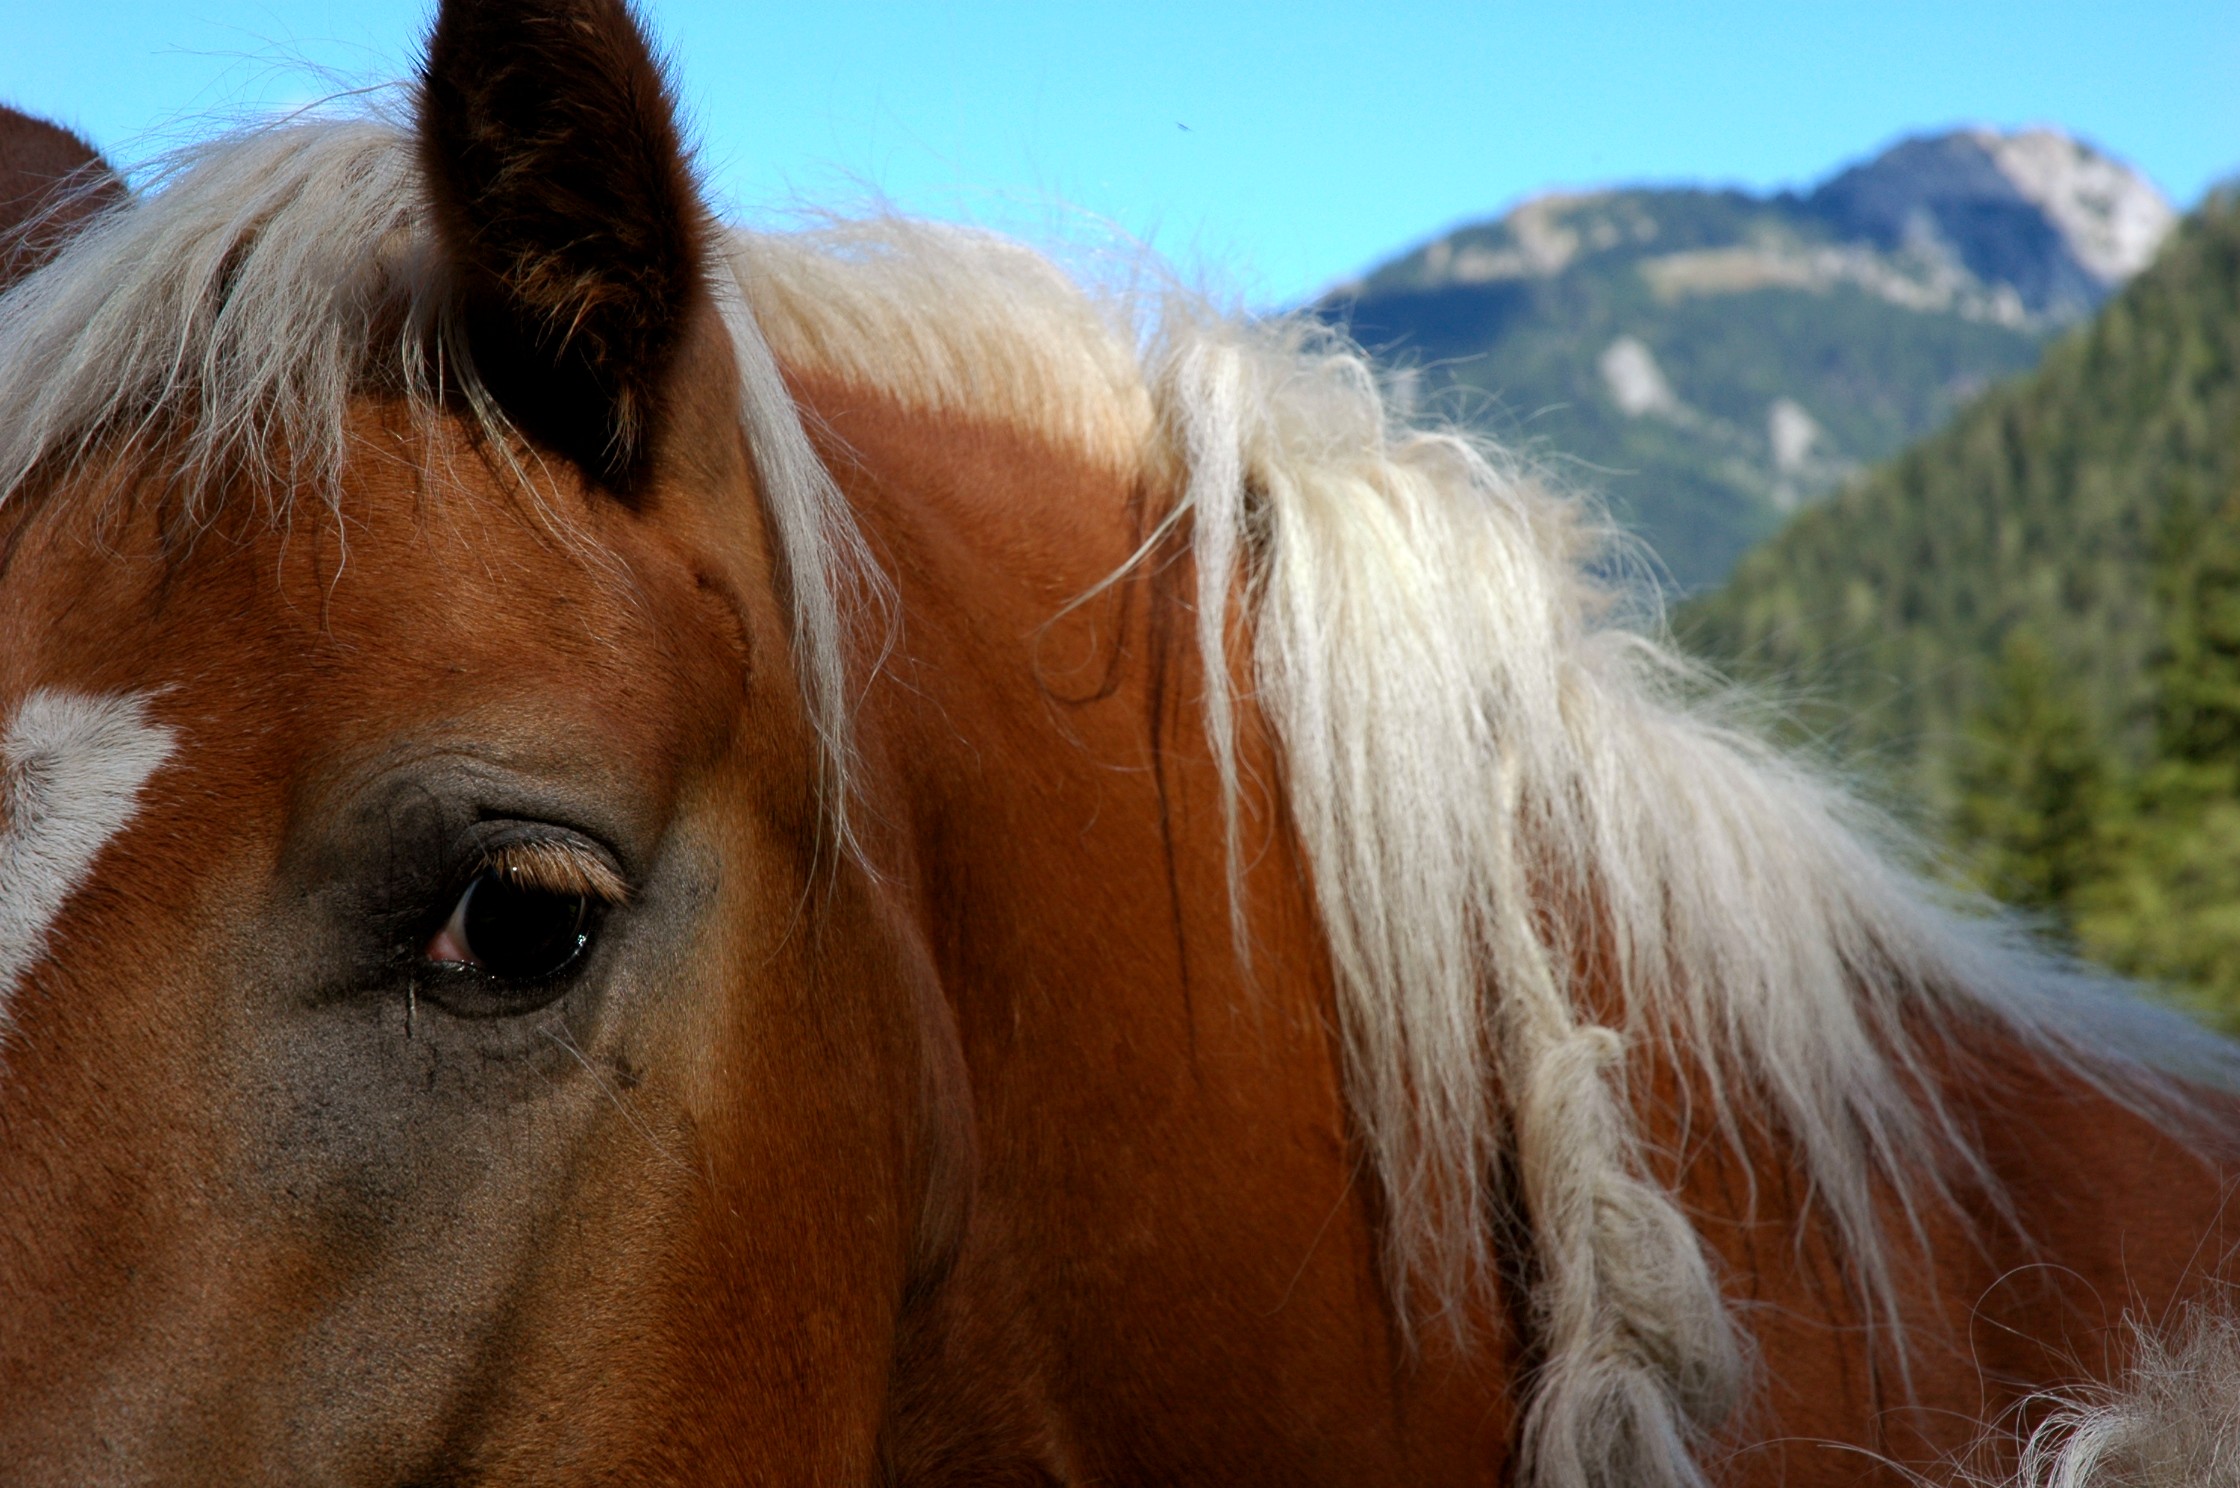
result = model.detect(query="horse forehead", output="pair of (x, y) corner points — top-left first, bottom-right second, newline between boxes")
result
(0, 414), (753, 953)
(0, 689), (176, 1017)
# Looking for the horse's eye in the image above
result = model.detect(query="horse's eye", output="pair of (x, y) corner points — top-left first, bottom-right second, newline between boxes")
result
(425, 871), (591, 982)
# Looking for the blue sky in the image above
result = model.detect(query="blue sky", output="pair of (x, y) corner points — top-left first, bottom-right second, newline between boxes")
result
(5, 2), (2232, 306)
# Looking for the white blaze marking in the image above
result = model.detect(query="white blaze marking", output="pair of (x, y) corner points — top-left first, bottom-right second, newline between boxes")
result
(0, 690), (177, 1021)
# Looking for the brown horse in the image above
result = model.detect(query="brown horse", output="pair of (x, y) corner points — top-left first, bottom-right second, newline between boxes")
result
(0, 3), (2235, 1482)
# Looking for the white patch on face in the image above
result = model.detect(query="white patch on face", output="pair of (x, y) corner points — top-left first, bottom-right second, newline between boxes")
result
(0, 690), (177, 1023)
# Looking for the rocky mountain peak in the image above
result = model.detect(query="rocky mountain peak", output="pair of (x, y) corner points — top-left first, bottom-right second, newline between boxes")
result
(1356, 126), (2174, 319)
(1806, 127), (2173, 315)
(1317, 125), (2201, 591)
(1974, 127), (2176, 284)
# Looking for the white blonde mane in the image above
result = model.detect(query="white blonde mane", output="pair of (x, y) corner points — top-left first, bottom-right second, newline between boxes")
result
(1996, 1305), (2240, 1488)
(0, 119), (865, 827)
(4, 114), (2237, 1488)
(724, 206), (2240, 1488)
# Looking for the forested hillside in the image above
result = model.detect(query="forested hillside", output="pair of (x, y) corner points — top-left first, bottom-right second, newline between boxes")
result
(1684, 190), (2240, 1022)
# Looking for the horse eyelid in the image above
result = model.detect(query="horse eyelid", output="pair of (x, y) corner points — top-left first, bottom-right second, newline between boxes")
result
(475, 839), (631, 906)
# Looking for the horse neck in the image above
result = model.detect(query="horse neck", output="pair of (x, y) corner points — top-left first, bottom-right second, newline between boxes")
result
(791, 371), (1528, 1474)
(802, 369), (1329, 1144)
(1624, 982), (2240, 1473)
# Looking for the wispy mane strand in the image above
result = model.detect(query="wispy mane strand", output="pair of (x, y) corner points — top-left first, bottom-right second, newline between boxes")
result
(0, 117), (439, 521)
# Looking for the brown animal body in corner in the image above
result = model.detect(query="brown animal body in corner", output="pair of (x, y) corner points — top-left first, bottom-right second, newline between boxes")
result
(0, 105), (122, 287)
(0, 3), (2235, 1483)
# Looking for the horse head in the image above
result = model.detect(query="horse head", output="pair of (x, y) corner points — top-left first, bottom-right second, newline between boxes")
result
(13, 3), (2240, 1483)
(0, 1), (977, 1478)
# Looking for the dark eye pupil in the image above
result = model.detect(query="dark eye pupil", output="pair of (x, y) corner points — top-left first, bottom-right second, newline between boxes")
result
(460, 874), (589, 980)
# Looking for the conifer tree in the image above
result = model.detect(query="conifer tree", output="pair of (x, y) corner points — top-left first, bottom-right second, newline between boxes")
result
(2070, 478), (2240, 1029)
(2151, 484), (2240, 783)
(1951, 629), (2113, 928)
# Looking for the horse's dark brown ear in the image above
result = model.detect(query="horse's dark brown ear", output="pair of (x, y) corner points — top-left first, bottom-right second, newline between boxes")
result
(0, 106), (125, 290)
(419, 0), (704, 495)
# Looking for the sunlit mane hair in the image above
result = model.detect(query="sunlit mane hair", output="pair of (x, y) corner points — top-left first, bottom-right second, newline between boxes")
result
(730, 223), (2240, 1488)
(4, 113), (2237, 1488)
(0, 118), (867, 833)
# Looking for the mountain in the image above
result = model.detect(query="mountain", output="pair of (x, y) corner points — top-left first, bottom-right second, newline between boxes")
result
(1681, 186), (2240, 817)
(1320, 128), (2175, 590)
